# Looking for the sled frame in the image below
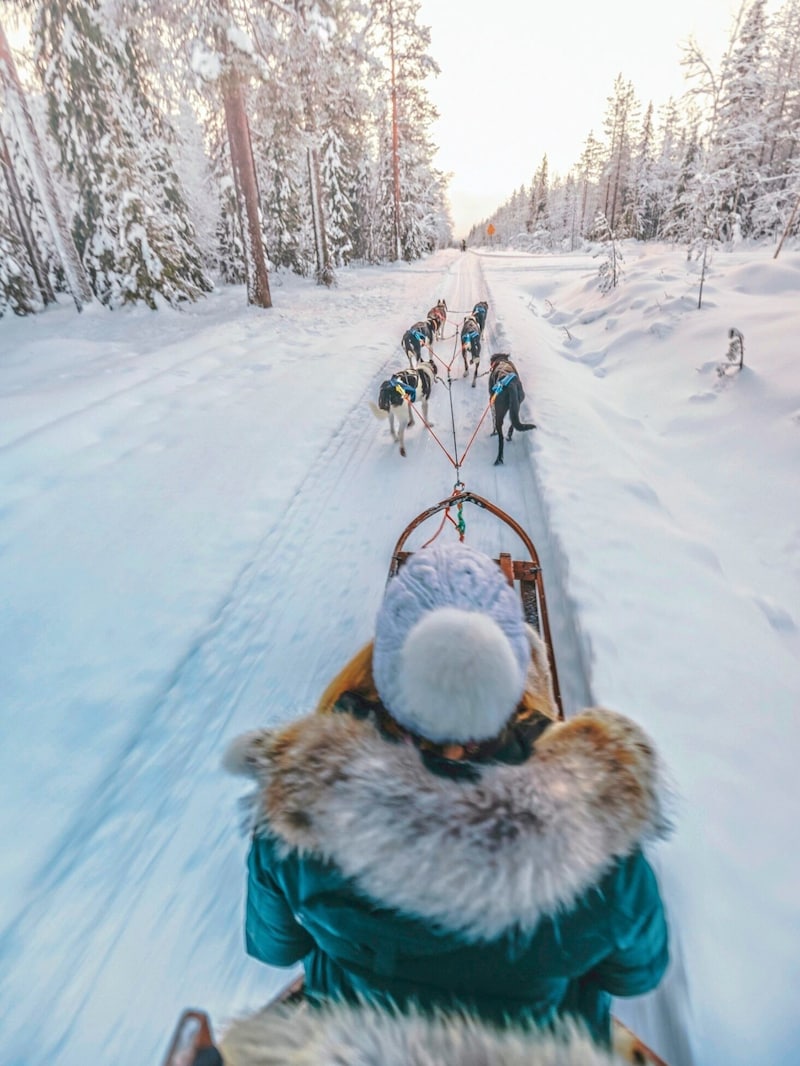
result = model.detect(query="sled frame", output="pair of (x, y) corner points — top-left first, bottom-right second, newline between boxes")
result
(389, 490), (563, 718)
(161, 1009), (220, 1066)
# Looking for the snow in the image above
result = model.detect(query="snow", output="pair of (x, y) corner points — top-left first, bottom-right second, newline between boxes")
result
(1, 244), (798, 1066)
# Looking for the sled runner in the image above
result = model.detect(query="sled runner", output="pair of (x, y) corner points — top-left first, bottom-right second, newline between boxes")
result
(389, 488), (564, 717)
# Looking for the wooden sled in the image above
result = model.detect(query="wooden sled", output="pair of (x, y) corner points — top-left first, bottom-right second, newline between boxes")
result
(161, 493), (668, 1066)
(389, 489), (563, 717)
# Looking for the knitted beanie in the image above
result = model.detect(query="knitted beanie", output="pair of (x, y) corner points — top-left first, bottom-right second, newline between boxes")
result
(372, 543), (531, 743)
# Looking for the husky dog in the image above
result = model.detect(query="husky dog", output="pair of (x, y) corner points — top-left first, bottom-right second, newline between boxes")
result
(401, 321), (435, 368)
(426, 299), (448, 341)
(488, 353), (536, 465)
(472, 300), (489, 334)
(460, 314), (483, 387)
(371, 363), (435, 457)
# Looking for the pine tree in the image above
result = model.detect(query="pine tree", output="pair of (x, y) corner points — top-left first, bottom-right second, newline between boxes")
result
(0, 16), (91, 309)
(320, 126), (353, 267)
(708, 0), (770, 241)
(26, 0), (212, 308)
(600, 75), (639, 235)
(0, 185), (38, 316)
(527, 155), (549, 246)
(369, 0), (449, 260)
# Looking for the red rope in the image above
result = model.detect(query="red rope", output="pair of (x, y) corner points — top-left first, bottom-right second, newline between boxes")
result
(407, 398), (458, 467)
(458, 395), (495, 465)
(420, 489), (466, 547)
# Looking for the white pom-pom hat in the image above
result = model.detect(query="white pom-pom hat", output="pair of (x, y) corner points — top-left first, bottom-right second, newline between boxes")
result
(372, 543), (532, 743)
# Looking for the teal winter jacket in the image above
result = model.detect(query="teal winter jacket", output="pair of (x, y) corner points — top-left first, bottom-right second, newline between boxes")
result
(227, 700), (669, 1045)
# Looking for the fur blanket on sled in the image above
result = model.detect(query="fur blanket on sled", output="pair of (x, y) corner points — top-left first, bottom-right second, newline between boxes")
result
(220, 1000), (632, 1066)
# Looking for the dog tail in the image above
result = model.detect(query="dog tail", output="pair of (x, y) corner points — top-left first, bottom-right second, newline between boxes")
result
(509, 390), (536, 432)
(369, 401), (389, 421)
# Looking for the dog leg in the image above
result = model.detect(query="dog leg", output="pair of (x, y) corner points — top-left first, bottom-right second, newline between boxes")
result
(494, 412), (505, 464)
(398, 419), (407, 457)
(389, 410), (398, 441)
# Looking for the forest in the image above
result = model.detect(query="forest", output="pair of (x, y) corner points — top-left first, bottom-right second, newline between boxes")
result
(473, 0), (800, 256)
(1, 0), (451, 315)
(1, 0), (799, 319)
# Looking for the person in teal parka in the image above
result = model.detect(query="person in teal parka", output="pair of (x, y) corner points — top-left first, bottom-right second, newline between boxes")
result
(224, 543), (671, 1047)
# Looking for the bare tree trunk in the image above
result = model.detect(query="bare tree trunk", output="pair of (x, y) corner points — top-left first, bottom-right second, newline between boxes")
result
(388, 0), (402, 262)
(0, 124), (55, 305)
(221, 67), (271, 308)
(774, 190), (800, 259)
(307, 145), (334, 287)
(0, 20), (92, 311)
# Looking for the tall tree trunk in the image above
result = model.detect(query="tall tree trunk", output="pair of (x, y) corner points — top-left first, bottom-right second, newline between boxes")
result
(221, 67), (272, 308)
(774, 190), (800, 259)
(0, 124), (55, 305)
(388, 0), (402, 261)
(307, 145), (333, 287)
(0, 20), (92, 311)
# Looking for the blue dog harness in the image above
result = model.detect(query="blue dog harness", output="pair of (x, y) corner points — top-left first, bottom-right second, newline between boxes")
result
(492, 372), (516, 395)
(390, 375), (417, 402)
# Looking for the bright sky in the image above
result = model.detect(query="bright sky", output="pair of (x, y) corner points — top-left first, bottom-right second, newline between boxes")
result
(416, 0), (773, 235)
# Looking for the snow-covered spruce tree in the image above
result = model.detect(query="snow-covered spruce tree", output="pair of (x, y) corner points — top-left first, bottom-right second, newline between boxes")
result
(706, 0), (770, 242)
(548, 172), (581, 251)
(647, 98), (687, 241)
(593, 212), (624, 293)
(618, 100), (655, 239)
(0, 192), (38, 316)
(599, 75), (639, 236)
(320, 126), (353, 267)
(1, 16), (90, 309)
(368, 0), (450, 260)
(26, 0), (211, 309)
(750, 0), (800, 241)
(348, 153), (381, 263)
(527, 154), (550, 248)
(314, 0), (375, 270)
(576, 131), (603, 239)
(0, 117), (52, 307)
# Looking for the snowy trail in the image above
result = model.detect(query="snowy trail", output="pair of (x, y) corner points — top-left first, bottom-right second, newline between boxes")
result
(1, 251), (590, 1066)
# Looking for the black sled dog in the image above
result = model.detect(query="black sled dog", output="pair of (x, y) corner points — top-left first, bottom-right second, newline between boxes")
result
(460, 314), (482, 387)
(472, 300), (489, 334)
(370, 363), (435, 457)
(488, 353), (536, 465)
(401, 321), (434, 368)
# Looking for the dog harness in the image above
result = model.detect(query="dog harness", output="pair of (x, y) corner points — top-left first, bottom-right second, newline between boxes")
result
(492, 372), (516, 395)
(391, 375), (417, 403)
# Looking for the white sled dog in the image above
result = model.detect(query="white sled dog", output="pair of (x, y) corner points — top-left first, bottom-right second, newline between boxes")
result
(370, 364), (435, 457)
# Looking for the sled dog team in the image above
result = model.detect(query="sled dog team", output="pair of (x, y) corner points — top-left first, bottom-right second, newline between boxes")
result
(372, 297), (536, 464)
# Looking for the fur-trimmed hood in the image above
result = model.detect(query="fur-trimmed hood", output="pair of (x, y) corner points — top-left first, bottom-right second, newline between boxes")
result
(225, 707), (669, 943)
(220, 1000), (629, 1066)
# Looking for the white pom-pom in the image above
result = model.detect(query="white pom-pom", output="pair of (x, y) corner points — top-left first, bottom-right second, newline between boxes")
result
(395, 607), (525, 743)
